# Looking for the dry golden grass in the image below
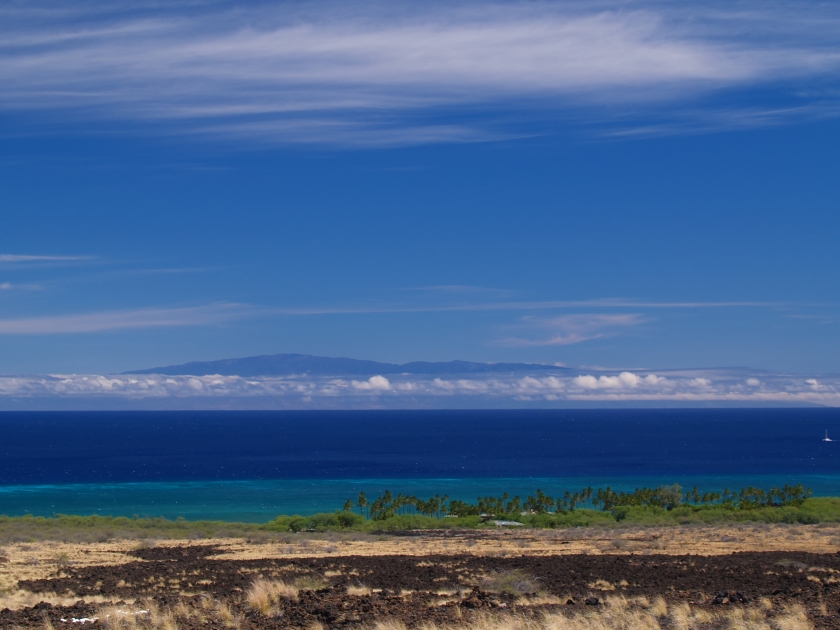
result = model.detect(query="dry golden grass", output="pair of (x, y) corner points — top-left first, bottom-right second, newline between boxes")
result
(83, 600), (816, 630)
(480, 570), (542, 596)
(0, 525), (833, 630)
(1, 522), (837, 589)
(0, 588), (115, 611)
(648, 596), (669, 618)
(97, 596), (245, 629)
(385, 604), (811, 630)
(295, 575), (329, 591)
(96, 604), (149, 629)
(214, 599), (243, 629)
(208, 523), (840, 560)
(0, 539), (143, 595)
(516, 594), (564, 606)
(602, 594), (628, 611)
(347, 584), (374, 596)
(246, 577), (300, 616)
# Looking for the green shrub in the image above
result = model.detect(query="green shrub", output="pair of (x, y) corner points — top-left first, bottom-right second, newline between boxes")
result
(799, 497), (840, 522)
(2, 486), (839, 540)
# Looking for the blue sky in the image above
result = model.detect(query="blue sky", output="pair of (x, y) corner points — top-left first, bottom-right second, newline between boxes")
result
(1, 0), (840, 406)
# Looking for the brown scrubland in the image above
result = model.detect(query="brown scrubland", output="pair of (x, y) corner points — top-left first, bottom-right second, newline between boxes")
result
(2, 524), (840, 628)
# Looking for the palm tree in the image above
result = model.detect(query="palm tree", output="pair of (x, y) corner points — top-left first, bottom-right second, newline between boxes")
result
(357, 491), (369, 518)
(429, 495), (440, 518)
(561, 491), (571, 512)
(505, 495), (521, 514)
(439, 494), (449, 518)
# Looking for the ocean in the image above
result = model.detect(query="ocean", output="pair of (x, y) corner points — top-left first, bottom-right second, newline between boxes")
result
(1, 408), (839, 521)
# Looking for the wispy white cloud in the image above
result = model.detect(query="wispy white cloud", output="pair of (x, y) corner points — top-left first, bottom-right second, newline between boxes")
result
(499, 313), (648, 346)
(2, 1), (840, 144)
(0, 303), (250, 334)
(267, 298), (777, 316)
(401, 285), (511, 296)
(0, 281), (41, 291)
(0, 254), (93, 263)
(599, 101), (840, 139)
(0, 296), (781, 336)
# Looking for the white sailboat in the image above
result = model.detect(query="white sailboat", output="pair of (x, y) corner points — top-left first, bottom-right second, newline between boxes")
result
(823, 430), (833, 442)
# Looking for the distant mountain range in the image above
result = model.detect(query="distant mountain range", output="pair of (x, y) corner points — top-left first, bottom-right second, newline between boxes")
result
(124, 353), (568, 377)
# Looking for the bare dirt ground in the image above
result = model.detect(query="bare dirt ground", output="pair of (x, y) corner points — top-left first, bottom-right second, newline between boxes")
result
(2, 524), (840, 628)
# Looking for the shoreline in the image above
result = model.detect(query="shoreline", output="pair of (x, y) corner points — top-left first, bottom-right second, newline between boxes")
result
(2, 476), (839, 522)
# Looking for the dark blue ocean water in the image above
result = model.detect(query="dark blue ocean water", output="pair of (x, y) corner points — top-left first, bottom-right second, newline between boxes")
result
(1, 408), (839, 521)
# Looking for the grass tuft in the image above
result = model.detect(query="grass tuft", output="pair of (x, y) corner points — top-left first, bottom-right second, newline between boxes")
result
(648, 596), (668, 617)
(480, 570), (541, 597)
(294, 575), (329, 591)
(246, 577), (300, 616)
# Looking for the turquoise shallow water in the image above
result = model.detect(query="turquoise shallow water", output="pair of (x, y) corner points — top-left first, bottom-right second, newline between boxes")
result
(2, 475), (839, 522)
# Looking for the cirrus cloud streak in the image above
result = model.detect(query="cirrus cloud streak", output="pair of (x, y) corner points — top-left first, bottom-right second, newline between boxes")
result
(499, 313), (648, 346)
(0, 303), (250, 334)
(2, 1), (840, 144)
(0, 254), (94, 263)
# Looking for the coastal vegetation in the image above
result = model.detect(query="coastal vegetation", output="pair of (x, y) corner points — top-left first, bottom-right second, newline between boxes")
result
(357, 483), (814, 518)
(347, 483), (814, 520)
(0, 515), (269, 543)
(0, 484), (837, 540)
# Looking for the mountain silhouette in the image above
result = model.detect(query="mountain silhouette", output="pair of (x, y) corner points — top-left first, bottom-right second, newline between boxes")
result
(124, 353), (568, 377)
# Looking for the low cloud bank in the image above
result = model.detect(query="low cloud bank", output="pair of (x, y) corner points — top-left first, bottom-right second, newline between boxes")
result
(0, 368), (837, 408)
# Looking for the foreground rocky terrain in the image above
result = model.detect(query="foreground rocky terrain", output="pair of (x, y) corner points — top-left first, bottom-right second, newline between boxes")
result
(2, 525), (840, 628)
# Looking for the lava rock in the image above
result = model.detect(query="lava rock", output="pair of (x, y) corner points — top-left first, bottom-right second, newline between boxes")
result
(711, 591), (749, 605)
